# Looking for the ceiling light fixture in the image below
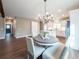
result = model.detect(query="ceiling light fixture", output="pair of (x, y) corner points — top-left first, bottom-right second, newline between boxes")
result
(38, 0), (54, 24)
(58, 9), (62, 12)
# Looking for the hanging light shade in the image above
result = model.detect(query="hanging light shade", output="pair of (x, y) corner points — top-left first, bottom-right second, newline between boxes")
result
(38, 0), (54, 24)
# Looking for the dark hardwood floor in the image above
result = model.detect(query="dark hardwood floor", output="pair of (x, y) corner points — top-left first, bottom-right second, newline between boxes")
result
(0, 36), (66, 59)
(0, 36), (78, 59)
(0, 37), (28, 59)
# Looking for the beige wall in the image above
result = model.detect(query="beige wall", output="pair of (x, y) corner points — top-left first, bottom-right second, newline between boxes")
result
(0, 17), (40, 39)
(0, 17), (5, 39)
(15, 18), (32, 38)
(15, 18), (41, 38)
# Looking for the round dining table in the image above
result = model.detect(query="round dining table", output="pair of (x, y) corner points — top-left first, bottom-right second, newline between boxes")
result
(33, 36), (60, 47)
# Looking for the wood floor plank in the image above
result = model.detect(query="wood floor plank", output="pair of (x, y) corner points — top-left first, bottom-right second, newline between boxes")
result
(0, 37), (28, 59)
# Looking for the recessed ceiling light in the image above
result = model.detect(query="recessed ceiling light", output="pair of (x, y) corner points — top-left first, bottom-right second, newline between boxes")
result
(58, 9), (62, 12)
(62, 14), (65, 17)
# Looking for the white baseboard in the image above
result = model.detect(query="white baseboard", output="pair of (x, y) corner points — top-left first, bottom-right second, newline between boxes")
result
(15, 35), (26, 38)
(0, 37), (5, 39)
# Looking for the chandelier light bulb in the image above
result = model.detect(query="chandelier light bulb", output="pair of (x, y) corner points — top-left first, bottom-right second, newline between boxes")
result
(51, 14), (54, 17)
(46, 12), (49, 15)
(53, 18), (55, 20)
(37, 0), (54, 23)
(48, 17), (51, 19)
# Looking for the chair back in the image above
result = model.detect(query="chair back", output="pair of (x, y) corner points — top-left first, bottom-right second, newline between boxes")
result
(26, 37), (35, 56)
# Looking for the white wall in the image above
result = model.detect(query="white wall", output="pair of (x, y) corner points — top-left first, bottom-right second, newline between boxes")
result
(68, 9), (79, 50)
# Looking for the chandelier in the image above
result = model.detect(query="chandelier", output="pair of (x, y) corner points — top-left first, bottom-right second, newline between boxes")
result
(38, 0), (54, 24)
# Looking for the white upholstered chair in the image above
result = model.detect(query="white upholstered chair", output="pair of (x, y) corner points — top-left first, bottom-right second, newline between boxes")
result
(42, 42), (65, 59)
(26, 37), (45, 59)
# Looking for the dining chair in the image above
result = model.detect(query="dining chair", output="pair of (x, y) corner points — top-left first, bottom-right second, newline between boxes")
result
(42, 42), (65, 59)
(26, 37), (45, 59)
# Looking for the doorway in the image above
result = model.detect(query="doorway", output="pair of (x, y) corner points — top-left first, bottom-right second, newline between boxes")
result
(5, 24), (12, 39)
(5, 18), (16, 39)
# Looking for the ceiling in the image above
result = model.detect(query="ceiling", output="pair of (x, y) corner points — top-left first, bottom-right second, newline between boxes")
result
(2, 0), (79, 19)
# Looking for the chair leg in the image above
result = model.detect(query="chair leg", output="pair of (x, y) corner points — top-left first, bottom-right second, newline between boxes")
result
(28, 52), (34, 59)
(27, 54), (36, 59)
(37, 54), (42, 59)
(27, 54), (29, 59)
